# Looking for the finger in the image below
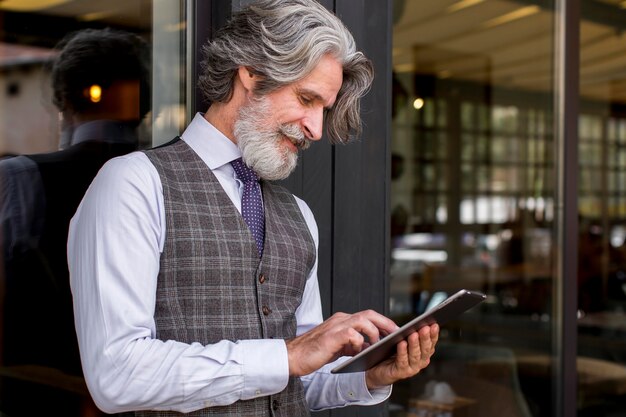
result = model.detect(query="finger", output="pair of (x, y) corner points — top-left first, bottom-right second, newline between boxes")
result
(418, 325), (432, 342)
(417, 326), (434, 358)
(430, 324), (440, 345)
(344, 328), (366, 355)
(352, 310), (399, 344)
(328, 311), (350, 322)
(336, 316), (381, 347)
(358, 310), (399, 333)
(395, 339), (410, 368)
(352, 318), (383, 344)
(406, 332), (425, 367)
(426, 326), (438, 359)
(319, 312), (390, 357)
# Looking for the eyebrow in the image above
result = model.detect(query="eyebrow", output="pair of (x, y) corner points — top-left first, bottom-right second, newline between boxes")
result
(297, 87), (335, 111)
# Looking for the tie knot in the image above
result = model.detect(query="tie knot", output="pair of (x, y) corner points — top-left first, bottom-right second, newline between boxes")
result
(231, 157), (259, 183)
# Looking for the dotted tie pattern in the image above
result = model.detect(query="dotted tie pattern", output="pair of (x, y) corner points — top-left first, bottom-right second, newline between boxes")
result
(231, 157), (265, 257)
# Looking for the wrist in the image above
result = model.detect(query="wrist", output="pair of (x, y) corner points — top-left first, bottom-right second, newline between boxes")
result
(365, 367), (394, 391)
(285, 338), (302, 377)
(365, 369), (380, 390)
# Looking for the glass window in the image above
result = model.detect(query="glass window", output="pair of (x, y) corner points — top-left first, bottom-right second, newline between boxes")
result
(577, 1), (626, 415)
(393, 1), (626, 416)
(0, 1), (187, 415)
(391, 1), (556, 416)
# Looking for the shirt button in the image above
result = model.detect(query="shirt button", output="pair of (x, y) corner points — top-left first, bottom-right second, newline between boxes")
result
(262, 305), (272, 316)
(272, 399), (280, 410)
(259, 274), (266, 284)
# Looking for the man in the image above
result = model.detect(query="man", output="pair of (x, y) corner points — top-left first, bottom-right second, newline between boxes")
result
(68, 1), (439, 416)
(0, 28), (150, 415)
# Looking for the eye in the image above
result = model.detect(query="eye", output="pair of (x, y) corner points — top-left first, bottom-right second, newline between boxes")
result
(299, 95), (313, 106)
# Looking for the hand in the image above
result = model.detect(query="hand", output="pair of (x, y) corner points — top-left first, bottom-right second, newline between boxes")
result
(285, 310), (399, 377)
(365, 323), (439, 389)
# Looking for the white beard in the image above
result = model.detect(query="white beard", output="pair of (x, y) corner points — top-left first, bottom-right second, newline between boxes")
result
(234, 96), (311, 181)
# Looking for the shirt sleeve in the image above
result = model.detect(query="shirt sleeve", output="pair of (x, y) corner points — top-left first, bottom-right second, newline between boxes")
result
(0, 156), (45, 260)
(292, 197), (392, 410)
(68, 153), (289, 414)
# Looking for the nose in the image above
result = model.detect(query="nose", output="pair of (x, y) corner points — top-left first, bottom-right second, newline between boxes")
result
(302, 107), (324, 141)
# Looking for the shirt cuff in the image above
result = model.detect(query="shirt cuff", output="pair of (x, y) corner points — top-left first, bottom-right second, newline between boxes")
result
(338, 371), (393, 405)
(239, 339), (289, 400)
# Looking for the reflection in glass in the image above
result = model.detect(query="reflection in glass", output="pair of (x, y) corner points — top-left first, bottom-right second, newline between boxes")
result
(577, 1), (626, 416)
(0, 1), (186, 416)
(391, 1), (556, 416)
(392, 1), (626, 416)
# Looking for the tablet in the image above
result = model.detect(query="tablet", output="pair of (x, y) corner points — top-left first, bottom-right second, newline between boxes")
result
(330, 289), (486, 374)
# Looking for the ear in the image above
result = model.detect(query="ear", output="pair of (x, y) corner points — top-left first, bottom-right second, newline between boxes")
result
(237, 66), (256, 92)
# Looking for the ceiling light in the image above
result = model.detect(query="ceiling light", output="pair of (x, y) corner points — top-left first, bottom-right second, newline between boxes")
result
(79, 11), (116, 22)
(0, 0), (71, 12)
(394, 63), (415, 73)
(482, 5), (540, 29)
(446, 0), (485, 14)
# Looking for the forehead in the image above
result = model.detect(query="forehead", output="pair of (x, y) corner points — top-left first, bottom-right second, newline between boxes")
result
(293, 54), (343, 107)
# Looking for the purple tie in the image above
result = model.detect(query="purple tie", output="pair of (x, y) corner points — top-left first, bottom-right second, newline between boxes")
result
(231, 157), (264, 256)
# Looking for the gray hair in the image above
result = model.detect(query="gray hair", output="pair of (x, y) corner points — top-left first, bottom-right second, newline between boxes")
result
(199, 0), (374, 143)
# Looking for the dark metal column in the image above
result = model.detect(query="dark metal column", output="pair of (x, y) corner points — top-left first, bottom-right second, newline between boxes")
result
(553, 0), (580, 416)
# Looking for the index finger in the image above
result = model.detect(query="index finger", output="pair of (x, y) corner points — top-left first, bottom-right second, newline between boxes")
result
(352, 310), (399, 344)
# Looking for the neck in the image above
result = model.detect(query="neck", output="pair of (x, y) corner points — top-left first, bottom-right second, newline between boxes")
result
(205, 99), (242, 144)
(205, 75), (252, 144)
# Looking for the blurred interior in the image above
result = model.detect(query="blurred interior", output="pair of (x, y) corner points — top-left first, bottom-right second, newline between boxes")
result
(390, 1), (626, 416)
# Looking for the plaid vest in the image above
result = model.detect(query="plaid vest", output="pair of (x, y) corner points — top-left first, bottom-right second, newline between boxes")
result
(138, 138), (315, 417)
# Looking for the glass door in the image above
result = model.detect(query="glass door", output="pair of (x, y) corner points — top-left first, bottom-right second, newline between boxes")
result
(0, 1), (188, 415)
(390, 1), (557, 416)
(576, 1), (626, 415)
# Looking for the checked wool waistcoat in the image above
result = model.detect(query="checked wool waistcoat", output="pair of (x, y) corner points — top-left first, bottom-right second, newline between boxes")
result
(137, 139), (316, 417)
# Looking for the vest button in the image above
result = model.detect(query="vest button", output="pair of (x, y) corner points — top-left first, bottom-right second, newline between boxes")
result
(262, 305), (272, 316)
(272, 399), (280, 410)
(259, 274), (266, 284)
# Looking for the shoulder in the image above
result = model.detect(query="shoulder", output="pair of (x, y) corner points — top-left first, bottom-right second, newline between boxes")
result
(264, 183), (317, 229)
(0, 155), (41, 197)
(293, 194), (318, 246)
(88, 151), (162, 201)
(0, 155), (38, 176)
(98, 150), (153, 177)
(29, 141), (137, 165)
(263, 182), (319, 245)
(73, 151), (164, 237)
(292, 195), (315, 226)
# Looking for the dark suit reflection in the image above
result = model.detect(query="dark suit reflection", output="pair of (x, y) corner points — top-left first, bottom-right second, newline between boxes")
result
(0, 28), (150, 417)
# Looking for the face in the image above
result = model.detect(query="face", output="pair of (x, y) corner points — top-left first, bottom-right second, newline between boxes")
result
(235, 54), (343, 180)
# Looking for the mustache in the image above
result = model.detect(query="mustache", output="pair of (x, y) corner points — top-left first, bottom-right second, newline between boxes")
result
(279, 124), (312, 150)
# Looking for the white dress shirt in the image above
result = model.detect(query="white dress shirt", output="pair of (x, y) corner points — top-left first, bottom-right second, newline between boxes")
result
(68, 113), (391, 414)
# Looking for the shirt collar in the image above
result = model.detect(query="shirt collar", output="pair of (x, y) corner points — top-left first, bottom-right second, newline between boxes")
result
(180, 113), (241, 170)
